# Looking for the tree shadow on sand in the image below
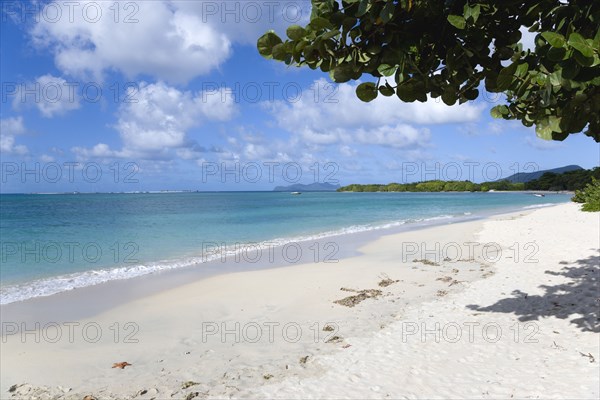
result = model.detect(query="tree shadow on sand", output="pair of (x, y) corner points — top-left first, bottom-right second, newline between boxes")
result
(467, 254), (599, 333)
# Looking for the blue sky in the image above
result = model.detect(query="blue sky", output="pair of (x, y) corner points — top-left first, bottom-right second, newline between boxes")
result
(1, 0), (598, 193)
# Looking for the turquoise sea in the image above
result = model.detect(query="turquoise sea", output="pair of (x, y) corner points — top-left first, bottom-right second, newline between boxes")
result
(0, 191), (569, 304)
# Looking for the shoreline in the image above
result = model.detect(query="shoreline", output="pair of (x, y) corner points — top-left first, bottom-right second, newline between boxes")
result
(0, 199), (566, 308)
(0, 207), (491, 323)
(1, 202), (598, 398)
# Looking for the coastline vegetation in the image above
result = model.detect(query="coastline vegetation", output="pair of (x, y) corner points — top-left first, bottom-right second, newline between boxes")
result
(572, 178), (600, 212)
(337, 167), (600, 193)
(338, 180), (522, 192)
(525, 168), (600, 191)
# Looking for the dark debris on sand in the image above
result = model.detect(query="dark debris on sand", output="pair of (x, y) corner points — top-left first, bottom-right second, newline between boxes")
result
(413, 258), (440, 266)
(378, 277), (399, 287)
(334, 288), (382, 307)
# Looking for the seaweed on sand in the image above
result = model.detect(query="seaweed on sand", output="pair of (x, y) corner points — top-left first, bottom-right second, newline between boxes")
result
(334, 288), (382, 307)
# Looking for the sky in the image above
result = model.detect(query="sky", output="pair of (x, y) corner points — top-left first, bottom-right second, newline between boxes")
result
(1, 0), (598, 193)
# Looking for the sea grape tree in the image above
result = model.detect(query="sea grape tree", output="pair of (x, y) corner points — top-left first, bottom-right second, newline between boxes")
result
(257, 0), (600, 141)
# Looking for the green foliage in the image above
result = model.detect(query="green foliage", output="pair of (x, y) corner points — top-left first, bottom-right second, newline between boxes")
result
(572, 178), (600, 211)
(338, 180), (488, 192)
(257, 31), (283, 59)
(416, 180), (447, 192)
(571, 189), (586, 203)
(356, 82), (378, 101)
(338, 168), (598, 193)
(525, 167), (600, 191)
(258, 0), (600, 141)
(485, 180), (523, 191)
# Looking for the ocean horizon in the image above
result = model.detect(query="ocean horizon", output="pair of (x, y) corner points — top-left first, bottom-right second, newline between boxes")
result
(0, 191), (569, 304)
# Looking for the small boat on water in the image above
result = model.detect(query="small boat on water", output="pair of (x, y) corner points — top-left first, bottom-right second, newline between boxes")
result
(533, 193), (545, 197)
(291, 192), (302, 195)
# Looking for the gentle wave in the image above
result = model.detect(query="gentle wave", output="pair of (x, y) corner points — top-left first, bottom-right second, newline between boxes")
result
(0, 213), (476, 305)
(521, 203), (557, 209)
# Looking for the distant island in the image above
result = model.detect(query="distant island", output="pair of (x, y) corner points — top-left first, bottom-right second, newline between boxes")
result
(338, 166), (598, 193)
(273, 182), (341, 192)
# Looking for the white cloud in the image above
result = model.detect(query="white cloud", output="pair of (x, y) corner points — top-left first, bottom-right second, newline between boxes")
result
(0, 116), (28, 155)
(243, 143), (272, 159)
(13, 75), (80, 117)
(299, 79), (482, 125)
(0, 116), (25, 135)
(295, 128), (345, 145)
(218, 130), (313, 166)
(117, 81), (236, 152)
(339, 145), (357, 157)
(355, 125), (431, 149)
(0, 135), (26, 155)
(73, 81), (237, 160)
(202, 78), (462, 171)
(72, 143), (124, 160)
(266, 79), (482, 148)
(30, 1), (232, 83)
(174, 0), (311, 46)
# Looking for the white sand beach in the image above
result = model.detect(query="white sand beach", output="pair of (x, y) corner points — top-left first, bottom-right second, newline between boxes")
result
(1, 203), (598, 399)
